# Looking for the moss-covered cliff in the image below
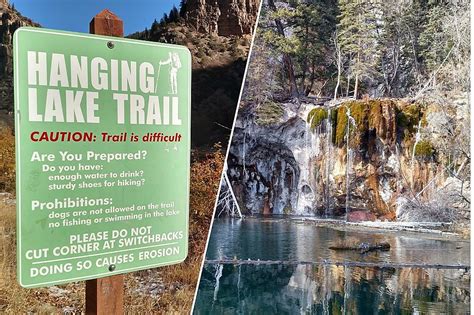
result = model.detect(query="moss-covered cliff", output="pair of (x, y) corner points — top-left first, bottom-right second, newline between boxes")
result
(227, 98), (469, 224)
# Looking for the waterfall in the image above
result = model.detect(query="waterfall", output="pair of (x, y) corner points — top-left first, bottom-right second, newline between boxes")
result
(345, 107), (356, 221)
(410, 120), (422, 188)
(325, 106), (333, 217)
(295, 105), (321, 215)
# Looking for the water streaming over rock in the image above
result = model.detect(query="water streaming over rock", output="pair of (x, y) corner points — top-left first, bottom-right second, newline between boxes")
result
(410, 120), (423, 189)
(345, 107), (357, 220)
(295, 104), (321, 215)
(324, 106), (334, 217)
(225, 99), (461, 220)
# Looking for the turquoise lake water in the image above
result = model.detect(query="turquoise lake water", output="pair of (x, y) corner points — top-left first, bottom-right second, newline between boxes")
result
(194, 218), (470, 314)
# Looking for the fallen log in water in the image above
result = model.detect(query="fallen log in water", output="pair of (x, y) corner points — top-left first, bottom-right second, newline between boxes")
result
(204, 259), (470, 270)
(329, 242), (391, 254)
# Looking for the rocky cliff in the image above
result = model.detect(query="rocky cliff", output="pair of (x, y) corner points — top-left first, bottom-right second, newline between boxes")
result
(227, 99), (470, 223)
(0, 0), (39, 112)
(185, 0), (259, 36)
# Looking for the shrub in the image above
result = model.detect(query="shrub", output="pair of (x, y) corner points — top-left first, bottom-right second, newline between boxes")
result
(396, 103), (425, 141)
(307, 107), (327, 130)
(414, 140), (434, 158)
(0, 127), (15, 193)
(334, 106), (348, 146)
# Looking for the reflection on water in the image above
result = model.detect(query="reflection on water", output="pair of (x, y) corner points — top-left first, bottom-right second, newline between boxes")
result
(195, 264), (470, 314)
(194, 218), (470, 314)
(205, 218), (470, 266)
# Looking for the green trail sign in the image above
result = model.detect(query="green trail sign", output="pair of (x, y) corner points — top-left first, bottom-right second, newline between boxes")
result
(14, 27), (191, 288)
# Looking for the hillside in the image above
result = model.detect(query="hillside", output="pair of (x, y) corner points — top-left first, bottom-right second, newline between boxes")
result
(0, 0), (39, 129)
(129, 0), (259, 146)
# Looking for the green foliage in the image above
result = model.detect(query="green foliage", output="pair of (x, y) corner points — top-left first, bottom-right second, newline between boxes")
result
(332, 100), (399, 146)
(209, 39), (226, 52)
(256, 100), (284, 125)
(414, 140), (434, 158)
(262, 31), (300, 55)
(307, 108), (328, 130)
(396, 104), (424, 140)
(377, 0), (427, 96)
(333, 101), (369, 146)
(335, 106), (348, 146)
(348, 101), (367, 129)
(338, 0), (380, 97)
(419, 4), (450, 72)
(260, 0), (338, 97)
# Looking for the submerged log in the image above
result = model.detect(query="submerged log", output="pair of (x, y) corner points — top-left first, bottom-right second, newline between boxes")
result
(329, 242), (391, 254)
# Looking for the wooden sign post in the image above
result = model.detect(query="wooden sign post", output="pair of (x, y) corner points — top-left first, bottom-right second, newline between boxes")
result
(86, 10), (124, 315)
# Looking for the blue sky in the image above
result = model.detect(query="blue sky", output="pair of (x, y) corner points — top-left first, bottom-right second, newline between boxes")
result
(11, 0), (181, 35)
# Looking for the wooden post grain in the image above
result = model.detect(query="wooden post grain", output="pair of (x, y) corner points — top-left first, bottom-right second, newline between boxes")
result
(85, 9), (124, 315)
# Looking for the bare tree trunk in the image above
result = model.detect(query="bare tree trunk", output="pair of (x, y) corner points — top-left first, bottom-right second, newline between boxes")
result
(300, 24), (309, 94)
(346, 55), (352, 97)
(354, 52), (360, 99)
(285, 56), (299, 97)
(306, 59), (316, 96)
(334, 31), (342, 100)
(354, 72), (359, 99)
(346, 74), (351, 97)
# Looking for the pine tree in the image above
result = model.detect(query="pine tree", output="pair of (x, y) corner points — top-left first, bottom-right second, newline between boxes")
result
(291, 0), (337, 95)
(338, 0), (380, 98)
(161, 13), (169, 24)
(179, 0), (187, 18)
(419, 2), (449, 73)
(377, 0), (428, 96)
(169, 5), (179, 23)
(151, 18), (159, 35)
(264, 0), (300, 97)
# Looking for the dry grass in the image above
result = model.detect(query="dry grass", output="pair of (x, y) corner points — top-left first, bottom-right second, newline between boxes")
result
(0, 201), (85, 313)
(0, 127), (15, 193)
(0, 124), (224, 314)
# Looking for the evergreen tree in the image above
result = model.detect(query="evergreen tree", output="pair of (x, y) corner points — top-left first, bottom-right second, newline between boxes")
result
(291, 0), (337, 95)
(161, 13), (169, 24)
(338, 0), (380, 98)
(179, 0), (188, 18)
(264, 0), (300, 97)
(378, 0), (432, 97)
(151, 18), (159, 35)
(144, 27), (149, 40)
(419, 2), (450, 73)
(169, 5), (179, 23)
